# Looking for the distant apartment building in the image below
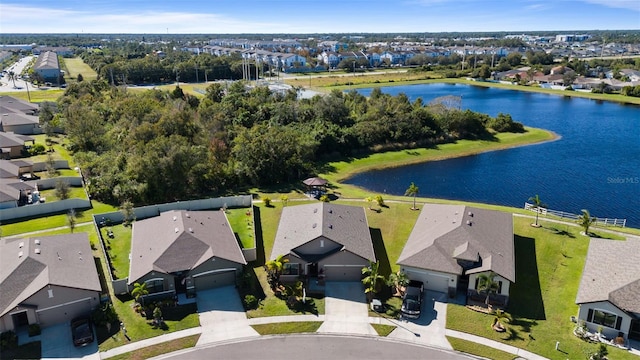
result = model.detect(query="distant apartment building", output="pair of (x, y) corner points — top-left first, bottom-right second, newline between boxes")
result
(33, 51), (61, 82)
(555, 34), (591, 43)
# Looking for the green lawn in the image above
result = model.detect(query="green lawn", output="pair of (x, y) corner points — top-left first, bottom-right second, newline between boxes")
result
(100, 224), (133, 280)
(226, 207), (256, 248)
(446, 337), (518, 360)
(446, 216), (638, 360)
(246, 267), (325, 318)
(251, 321), (323, 335)
(29, 134), (77, 167)
(0, 201), (117, 236)
(61, 57), (98, 82)
(98, 298), (199, 351)
(38, 186), (87, 202)
(371, 323), (396, 336)
(0, 89), (64, 102)
(107, 334), (199, 360)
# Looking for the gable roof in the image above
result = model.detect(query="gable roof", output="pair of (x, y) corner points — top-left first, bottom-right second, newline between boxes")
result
(270, 203), (375, 262)
(0, 112), (39, 127)
(129, 210), (246, 284)
(397, 204), (515, 282)
(0, 233), (101, 317)
(575, 238), (640, 313)
(0, 96), (38, 115)
(0, 132), (33, 149)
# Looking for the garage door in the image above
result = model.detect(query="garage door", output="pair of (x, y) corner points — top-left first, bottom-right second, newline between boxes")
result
(403, 269), (450, 293)
(37, 298), (93, 328)
(324, 265), (363, 281)
(193, 270), (236, 290)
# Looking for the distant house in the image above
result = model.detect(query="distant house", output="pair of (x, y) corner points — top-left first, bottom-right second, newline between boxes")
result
(575, 238), (640, 342)
(0, 234), (101, 332)
(33, 51), (61, 82)
(32, 46), (73, 56)
(271, 203), (376, 282)
(0, 132), (34, 159)
(0, 96), (39, 116)
(128, 210), (247, 298)
(279, 53), (306, 69)
(397, 204), (515, 305)
(0, 113), (40, 135)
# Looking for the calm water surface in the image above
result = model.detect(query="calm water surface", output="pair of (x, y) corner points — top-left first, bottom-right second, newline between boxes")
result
(347, 84), (640, 227)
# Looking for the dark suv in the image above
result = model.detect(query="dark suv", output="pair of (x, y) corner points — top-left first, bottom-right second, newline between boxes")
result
(71, 317), (94, 347)
(401, 280), (424, 319)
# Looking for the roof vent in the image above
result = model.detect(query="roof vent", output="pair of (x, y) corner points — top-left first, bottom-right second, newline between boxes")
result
(185, 213), (190, 218)
(35, 239), (40, 245)
(314, 208), (318, 213)
(329, 209), (333, 214)
(329, 224), (333, 229)
(173, 216), (177, 221)
(466, 220), (472, 226)
(188, 227), (193, 233)
(18, 251), (23, 258)
(174, 227), (179, 233)
(35, 248), (41, 254)
(312, 223), (317, 228)
(468, 212), (473, 217)
(19, 242), (24, 248)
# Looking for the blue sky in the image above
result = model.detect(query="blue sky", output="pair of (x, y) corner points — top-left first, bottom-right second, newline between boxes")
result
(0, 0), (638, 34)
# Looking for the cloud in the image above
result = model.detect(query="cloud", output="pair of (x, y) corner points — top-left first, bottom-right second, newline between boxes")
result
(0, 3), (286, 33)
(582, 0), (640, 11)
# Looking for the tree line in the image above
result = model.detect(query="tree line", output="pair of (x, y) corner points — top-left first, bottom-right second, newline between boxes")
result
(44, 80), (525, 206)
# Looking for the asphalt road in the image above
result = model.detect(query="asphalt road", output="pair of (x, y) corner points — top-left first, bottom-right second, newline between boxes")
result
(157, 334), (478, 360)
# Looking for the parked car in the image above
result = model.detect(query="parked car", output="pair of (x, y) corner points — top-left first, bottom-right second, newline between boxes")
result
(71, 317), (94, 347)
(401, 280), (424, 319)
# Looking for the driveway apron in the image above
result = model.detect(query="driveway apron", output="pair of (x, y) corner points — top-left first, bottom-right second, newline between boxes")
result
(195, 286), (259, 345)
(387, 290), (452, 349)
(40, 322), (100, 359)
(317, 282), (376, 335)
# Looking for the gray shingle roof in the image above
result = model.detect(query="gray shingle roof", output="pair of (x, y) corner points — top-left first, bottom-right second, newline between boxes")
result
(270, 203), (375, 262)
(397, 204), (515, 282)
(0, 96), (38, 114)
(575, 238), (640, 313)
(34, 51), (60, 70)
(0, 132), (32, 149)
(0, 112), (39, 127)
(129, 210), (246, 284)
(0, 233), (101, 317)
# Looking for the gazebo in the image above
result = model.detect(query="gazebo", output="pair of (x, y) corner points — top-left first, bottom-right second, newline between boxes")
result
(302, 177), (328, 198)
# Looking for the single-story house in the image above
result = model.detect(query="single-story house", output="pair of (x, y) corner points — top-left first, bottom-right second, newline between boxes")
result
(270, 203), (376, 282)
(0, 234), (102, 332)
(0, 132), (34, 159)
(0, 96), (39, 116)
(128, 210), (247, 298)
(0, 112), (40, 135)
(397, 204), (515, 305)
(575, 238), (640, 342)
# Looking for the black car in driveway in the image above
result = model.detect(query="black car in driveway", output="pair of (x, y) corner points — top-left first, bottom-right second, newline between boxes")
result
(401, 280), (424, 319)
(71, 317), (94, 347)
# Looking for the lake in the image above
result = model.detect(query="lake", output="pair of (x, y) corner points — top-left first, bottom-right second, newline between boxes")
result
(346, 83), (640, 228)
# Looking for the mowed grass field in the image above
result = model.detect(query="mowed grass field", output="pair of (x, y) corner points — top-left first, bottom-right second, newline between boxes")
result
(62, 57), (98, 81)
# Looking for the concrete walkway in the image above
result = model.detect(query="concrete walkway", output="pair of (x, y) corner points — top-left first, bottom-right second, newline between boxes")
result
(446, 329), (549, 360)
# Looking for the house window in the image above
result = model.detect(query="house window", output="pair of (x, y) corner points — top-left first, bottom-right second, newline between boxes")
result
(282, 263), (299, 276)
(145, 278), (164, 293)
(588, 309), (621, 329)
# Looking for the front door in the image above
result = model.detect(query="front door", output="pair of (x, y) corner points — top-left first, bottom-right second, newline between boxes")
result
(630, 319), (640, 341)
(308, 263), (318, 277)
(174, 275), (187, 294)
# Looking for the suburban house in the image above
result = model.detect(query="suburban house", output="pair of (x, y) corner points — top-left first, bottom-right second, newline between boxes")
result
(575, 238), (640, 342)
(0, 234), (102, 332)
(128, 210), (247, 298)
(0, 131), (34, 159)
(397, 204), (515, 306)
(270, 203), (376, 282)
(33, 51), (61, 82)
(0, 96), (39, 116)
(0, 112), (40, 135)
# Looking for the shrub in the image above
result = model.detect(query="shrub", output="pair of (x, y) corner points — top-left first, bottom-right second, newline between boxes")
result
(375, 195), (385, 207)
(28, 143), (46, 156)
(0, 331), (17, 350)
(28, 324), (41, 337)
(263, 196), (272, 207)
(243, 295), (258, 310)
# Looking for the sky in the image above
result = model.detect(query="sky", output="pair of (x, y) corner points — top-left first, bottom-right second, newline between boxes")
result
(0, 0), (638, 34)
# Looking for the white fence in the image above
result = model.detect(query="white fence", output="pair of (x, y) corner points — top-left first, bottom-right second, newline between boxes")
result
(0, 198), (91, 221)
(36, 176), (83, 189)
(524, 203), (626, 227)
(31, 160), (70, 172)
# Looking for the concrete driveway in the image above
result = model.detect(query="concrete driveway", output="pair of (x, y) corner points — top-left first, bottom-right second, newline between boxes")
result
(195, 286), (259, 345)
(317, 282), (376, 335)
(40, 322), (99, 359)
(387, 290), (452, 349)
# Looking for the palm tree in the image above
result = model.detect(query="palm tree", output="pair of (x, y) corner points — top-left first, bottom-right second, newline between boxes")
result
(578, 209), (596, 236)
(405, 182), (419, 210)
(265, 254), (289, 288)
(477, 272), (500, 307)
(528, 194), (546, 227)
(67, 209), (76, 233)
(131, 282), (149, 305)
(7, 71), (18, 88)
(362, 261), (385, 301)
(387, 271), (410, 296)
(365, 196), (373, 210)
